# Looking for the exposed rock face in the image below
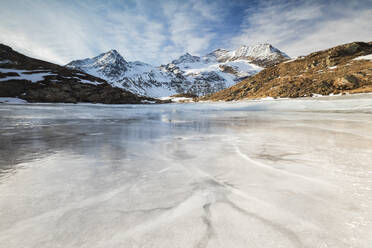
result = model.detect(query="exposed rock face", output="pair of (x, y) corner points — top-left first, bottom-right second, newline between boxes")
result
(201, 41), (372, 101)
(0, 44), (161, 104)
(66, 43), (288, 98)
(219, 65), (239, 75)
(333, 75), (359, 90)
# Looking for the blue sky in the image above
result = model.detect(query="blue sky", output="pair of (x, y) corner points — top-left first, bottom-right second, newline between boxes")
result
(0, 0), (371, 65)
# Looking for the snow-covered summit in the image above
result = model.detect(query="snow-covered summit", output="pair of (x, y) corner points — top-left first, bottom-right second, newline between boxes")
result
(235, 43), (289, 59)
(172, 53), (201, 65)
(211, 43), (289, 65)
(66, 50), (128, 79)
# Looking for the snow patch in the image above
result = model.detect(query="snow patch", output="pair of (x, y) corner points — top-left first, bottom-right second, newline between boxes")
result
(353, 54), (372, 60)
(0, 59), (13, 64)
(141, 100), (157, 104)
(0, 97), (27, 104)
(78, 79), (102, 85)
(160, 96), (194, 102)
(283, 58), (296, 64)
(0, 69), (57, 82)
(0, 68), (101, 85)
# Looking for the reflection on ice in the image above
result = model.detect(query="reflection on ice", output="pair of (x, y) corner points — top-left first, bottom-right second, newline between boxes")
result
(0, 95), (372, 247)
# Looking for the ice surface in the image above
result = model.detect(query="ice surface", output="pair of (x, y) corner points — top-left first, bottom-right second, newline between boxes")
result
(0, 95), (372, 247)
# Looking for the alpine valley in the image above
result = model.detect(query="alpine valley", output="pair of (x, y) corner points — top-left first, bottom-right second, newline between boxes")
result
(66, 44), (289, 98)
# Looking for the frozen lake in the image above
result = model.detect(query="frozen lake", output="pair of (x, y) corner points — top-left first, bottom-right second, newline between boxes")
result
(0, 95), (372, 248)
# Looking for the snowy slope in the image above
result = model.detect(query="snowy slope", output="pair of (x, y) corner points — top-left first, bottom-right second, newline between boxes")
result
(0, 68), (57, 82)
(206, 44), (290, 67)
(66, 50), (128, 80)
(66, 44), (289, 98)
(0, 68), (102, 85)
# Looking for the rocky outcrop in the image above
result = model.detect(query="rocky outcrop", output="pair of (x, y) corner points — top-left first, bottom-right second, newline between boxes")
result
(218, 65), (239, 75)
(201, 41), (372, 101)
(333, 75), (359, 90)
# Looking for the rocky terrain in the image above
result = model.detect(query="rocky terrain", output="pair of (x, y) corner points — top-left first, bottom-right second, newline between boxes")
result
(201, 42), (372, 101)
(66, 44), (288, 98)
(0, 44), (161, 104)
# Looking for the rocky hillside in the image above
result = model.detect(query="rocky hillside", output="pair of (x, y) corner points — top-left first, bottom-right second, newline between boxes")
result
(0, 44), (160, 104)
(201, 42), (372, 101)
(66, 44), (288, 98)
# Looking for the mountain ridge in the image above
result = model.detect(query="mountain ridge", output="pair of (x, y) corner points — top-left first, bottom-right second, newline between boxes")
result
(66, 43), (288, 98)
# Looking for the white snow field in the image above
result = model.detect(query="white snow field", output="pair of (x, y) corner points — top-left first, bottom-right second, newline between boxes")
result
(0, 95), (371, 248)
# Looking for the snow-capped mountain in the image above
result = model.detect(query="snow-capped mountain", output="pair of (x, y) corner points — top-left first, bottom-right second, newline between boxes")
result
(212, 43), (290, 66)
(66, 44), (289, 98)
(66, 49), (128, 79)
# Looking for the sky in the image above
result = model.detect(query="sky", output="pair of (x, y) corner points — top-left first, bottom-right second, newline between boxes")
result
(0, 0), (371, 65)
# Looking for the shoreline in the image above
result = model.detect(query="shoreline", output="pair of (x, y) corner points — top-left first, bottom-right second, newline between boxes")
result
(2, 92), (372, 105)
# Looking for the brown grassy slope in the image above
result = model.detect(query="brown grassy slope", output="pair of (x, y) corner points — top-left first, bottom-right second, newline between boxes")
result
(201, 41), (372, 101)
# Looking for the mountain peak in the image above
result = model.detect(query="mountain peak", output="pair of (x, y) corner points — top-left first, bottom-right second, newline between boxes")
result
(226, 43), (290, 65)
(179, 52), (197, 59)
(172, 52), (201, 64)
(104, 49), (120, 56)
(99, 49), (126, 63)
(66, 49), (128, 79)
(208, 43), (289, 66)
(236, 43), (287, 57)
(213, 48), (229, 52)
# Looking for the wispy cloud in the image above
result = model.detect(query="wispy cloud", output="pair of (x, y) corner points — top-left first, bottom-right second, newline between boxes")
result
(0, 0), (223, 65)
(162, 1), (218, 56)
(230, 0), (372, 57)
(0, 1), (94, 64)
(0, 0), (371, 64)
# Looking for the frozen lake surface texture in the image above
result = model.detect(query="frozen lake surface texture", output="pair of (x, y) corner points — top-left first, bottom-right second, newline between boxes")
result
(0, 95), (371, 248)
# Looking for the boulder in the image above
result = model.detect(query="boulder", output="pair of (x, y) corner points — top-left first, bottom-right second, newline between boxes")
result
(333, 75), (359, 90)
